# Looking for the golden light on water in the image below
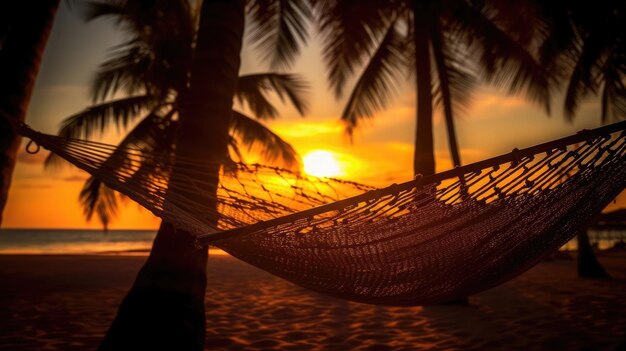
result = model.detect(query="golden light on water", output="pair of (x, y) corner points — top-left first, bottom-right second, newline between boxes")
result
(303, 150), (344, 178)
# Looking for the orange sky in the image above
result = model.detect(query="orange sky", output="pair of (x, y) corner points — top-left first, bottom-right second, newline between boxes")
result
(3, 3), (624, 229)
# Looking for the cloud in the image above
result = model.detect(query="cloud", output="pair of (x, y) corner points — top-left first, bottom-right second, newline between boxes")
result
(16, 183), (52, 189)
(62, 175), (89, 182)
(471, 93), (528, 111)
(270, 120), (343, 138)
(385, 142), (414, 153)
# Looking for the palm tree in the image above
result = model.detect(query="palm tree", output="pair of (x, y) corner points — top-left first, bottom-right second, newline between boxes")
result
(314, 0), (549, 176)
(54, 74), (307, 228)
(0, 0), (60, 225)
(48, 1), (313, 349)
(539, 1), (625, 123)
(313, 0), (549, 306)
(51, 71), (308, 228)
(44, 1), (313, 229)
(537, 1), (624, 278)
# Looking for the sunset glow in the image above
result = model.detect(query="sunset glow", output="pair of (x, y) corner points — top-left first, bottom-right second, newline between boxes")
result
(1, 2), (625, 350)
(303, 150), (343, 178)
(3, 3), (624, 230)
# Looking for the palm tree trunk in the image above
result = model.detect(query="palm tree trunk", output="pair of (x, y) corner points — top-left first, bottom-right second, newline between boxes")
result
(416, 11), (467, 305)
(98, 1), (245, 349)
(430, 21), (461, 168)
(0, 0), (59, 225)
(431, 17), (469, 201)
(412, 6), (435, 177)
(577, 229), (609, 278)
(98, 223), (209, 350)
(431, 33), (470, 303)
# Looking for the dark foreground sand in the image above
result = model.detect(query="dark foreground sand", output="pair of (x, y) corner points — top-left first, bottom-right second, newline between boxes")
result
(1, 252), (625, 350)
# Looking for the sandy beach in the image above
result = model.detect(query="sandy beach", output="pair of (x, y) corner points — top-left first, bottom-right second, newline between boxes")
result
(1, 252), (625, 350)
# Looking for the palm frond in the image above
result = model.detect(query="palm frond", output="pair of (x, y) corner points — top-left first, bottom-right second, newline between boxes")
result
(91, 40), (153, 102)
(235, 76), (277, 119)
(602, 82), (626, 123)
(341, 21), (406, 137)
(230, 110), (300, 170)
(224, 135), (243, 175)
(601, 52), (626, 122)
(82, 1), (125, 22)
(115, 109), (177, 153)
(44, 102), (169, 169)
(235, 73), (309, 119)
(84, 0), (193, 39)
(314, 0), (398, 97)
(536, 2), (578, 84)
(563, 28), (614, 121)
(454, 1), (551, 113)
(121, 116), (178, 199)
(563, 55), (596, 122)
(74, 110), (176, 228)
(431, 26), (476, 117)
(247, 0), (313, 69)
(57, 95), (154, 139)
(483, 0), (543, 48)
(536, 0), (624, 122)
(227, 134), (244, 163)
(79, 176), (118, 231)
(87, 2), (193, 102)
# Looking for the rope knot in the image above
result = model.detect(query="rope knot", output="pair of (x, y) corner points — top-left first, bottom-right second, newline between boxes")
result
(511, 148), (521, 166)
(25, 140), (41, 154)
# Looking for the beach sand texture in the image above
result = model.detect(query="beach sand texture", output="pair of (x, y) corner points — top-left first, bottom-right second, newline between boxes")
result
(0, 253), (625, 350)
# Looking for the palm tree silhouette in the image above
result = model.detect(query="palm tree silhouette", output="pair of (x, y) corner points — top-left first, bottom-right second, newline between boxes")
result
(0, 0), (60, 225)
(50, 1), (312, 349)
(46, 1), (310, 230)
(538, 1), (624, 278)
(539, 1), (625, 123)
(314, 1), (549, 176)
(54, 72), (308, 229)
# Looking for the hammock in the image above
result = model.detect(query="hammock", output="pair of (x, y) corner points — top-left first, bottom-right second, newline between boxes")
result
(11, 118), (626, 305)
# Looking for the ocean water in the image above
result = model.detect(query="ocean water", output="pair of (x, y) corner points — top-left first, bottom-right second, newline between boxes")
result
(0, 229), (156, 255)
(0, 228), (623, 255)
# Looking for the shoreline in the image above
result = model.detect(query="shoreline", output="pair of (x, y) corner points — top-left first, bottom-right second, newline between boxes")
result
(0, 248), (230, 256)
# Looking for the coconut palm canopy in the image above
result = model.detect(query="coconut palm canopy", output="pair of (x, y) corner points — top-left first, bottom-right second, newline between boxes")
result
(314, 0), (551, 175)
(46, 0), (313, 229)
(538, 0), (625, 122)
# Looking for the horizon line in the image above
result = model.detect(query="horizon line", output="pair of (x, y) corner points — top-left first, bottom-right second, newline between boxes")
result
(0, 227), (159, 231)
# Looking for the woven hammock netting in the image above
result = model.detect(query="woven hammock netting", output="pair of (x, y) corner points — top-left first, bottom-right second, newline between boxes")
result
(15, 121), (626, 306)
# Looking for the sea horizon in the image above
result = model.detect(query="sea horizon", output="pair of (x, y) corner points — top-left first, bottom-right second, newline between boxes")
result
(1, 228), (623, 256)
(0, 228), (156, 255)
(0, 228), (233, 256)
(0, 227), (158, 232)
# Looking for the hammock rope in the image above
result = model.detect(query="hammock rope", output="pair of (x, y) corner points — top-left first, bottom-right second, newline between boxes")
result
(9, 116), (626, 306)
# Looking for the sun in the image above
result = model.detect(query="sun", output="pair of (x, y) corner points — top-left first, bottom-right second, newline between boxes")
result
(303, 150), (343, 178)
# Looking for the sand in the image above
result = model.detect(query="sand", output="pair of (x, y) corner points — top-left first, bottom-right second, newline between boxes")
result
(1, 252), (625, 350)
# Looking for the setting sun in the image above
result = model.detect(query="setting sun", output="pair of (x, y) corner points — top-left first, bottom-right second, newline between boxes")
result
(303, 150), (343, 178)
